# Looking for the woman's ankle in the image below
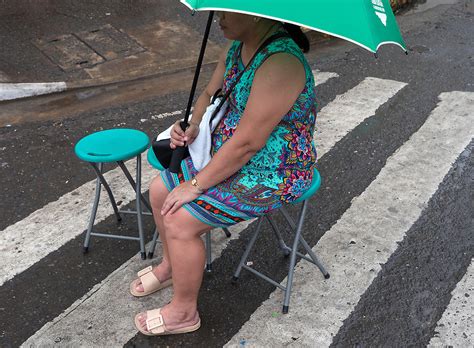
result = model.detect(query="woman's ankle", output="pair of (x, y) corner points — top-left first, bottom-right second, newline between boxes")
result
(153, 261), (172, 281)
(165, 302), (198, 322)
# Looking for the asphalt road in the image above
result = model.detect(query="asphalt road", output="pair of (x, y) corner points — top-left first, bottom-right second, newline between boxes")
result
(0, 1), (473, 347)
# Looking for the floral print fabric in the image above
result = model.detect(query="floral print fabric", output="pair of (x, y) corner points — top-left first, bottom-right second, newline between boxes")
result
(160, 30), (317, 227)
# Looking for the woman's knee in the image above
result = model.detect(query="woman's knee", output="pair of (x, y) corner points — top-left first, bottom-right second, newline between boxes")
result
(163, 209), (205, 241)
(149, 176), (169, 209)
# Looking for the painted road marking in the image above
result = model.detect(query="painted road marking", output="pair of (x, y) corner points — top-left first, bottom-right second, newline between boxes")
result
(315, 77), (406, 157)
(428, 260), (473, 347)
(20, 76), (407, 346)
(225, 91), (474, 347)
(0, 160), (157, 286)
(312, 70), (339, 87)
(0, 82), (67, 101)
(20, 221), (254, 347)
(0, 70), (345, 287)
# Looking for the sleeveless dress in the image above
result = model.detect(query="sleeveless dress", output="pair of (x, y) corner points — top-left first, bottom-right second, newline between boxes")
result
(161, 31), (318, 227)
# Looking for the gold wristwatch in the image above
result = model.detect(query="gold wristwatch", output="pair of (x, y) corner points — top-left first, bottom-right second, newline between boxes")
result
(191, 177), (204, 193)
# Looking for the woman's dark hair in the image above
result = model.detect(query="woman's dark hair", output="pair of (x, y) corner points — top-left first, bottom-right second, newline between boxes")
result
(282, 23), (310, 53)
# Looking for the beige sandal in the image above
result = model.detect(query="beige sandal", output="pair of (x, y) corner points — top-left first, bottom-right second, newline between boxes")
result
(134, 308), (201, 336)
(129, 266), (172, 297)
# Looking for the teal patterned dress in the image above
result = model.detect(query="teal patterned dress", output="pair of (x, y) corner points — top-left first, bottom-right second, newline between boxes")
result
(161, 31), (317, 227)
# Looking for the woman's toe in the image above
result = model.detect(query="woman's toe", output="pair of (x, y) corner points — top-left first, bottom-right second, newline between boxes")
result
(135, 281), (144, 293)
(136, 313), (149, 332)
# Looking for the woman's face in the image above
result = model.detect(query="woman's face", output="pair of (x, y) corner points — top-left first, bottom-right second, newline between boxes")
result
(217, 12), (256, 40)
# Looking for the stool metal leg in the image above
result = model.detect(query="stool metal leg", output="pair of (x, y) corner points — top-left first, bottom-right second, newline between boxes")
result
(135, 155), (146, 260)
(233, 217), (264, 281)
(283, 201), (309, 314)
(148, 227), (159, 259)
(83, 163), (103, 253)
(298, 235), (330, 279)
(279, 203), (329, 277)
(266, 215), (291, 256)
(223, 228), (232, 238)
(117, 160), (153, 213)
(90, 163), (122, 223)
(205, 233), (212, 273)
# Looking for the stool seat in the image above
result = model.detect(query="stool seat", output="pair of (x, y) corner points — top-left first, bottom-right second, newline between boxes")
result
(294, 168), (321, 204)
(147, 148), (165, 171)
(75, 129), (150, 163)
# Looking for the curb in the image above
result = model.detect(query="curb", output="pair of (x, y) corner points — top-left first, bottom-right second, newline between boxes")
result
(0, 82), (67, 102)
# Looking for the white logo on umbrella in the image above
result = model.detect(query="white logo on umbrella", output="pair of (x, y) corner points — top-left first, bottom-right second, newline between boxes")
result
(371, 0), (387, 26)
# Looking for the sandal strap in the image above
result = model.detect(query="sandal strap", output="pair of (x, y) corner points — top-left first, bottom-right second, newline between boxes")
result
(146, 309), (167, 334)
(137, 265), (153, 277)
(137, 266), (161, 293)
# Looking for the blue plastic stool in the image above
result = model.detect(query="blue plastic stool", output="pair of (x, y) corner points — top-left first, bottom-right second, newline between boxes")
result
(232, 168), (330, 314)
(75, 128), (151, 260)
(146, 149), (232, 271)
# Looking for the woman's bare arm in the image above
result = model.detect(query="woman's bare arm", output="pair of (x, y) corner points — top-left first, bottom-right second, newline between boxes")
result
(161, 52), (306, 215)
(195, 53), (306, 189)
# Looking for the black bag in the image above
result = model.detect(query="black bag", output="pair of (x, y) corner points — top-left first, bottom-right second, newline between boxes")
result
(152, 32), (290, 170)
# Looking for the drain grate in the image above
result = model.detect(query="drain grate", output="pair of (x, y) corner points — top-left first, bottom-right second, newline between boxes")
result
(34, 24), (145, 71)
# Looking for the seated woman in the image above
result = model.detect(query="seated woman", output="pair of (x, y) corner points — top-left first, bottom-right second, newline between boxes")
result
(132, 11), (318, 336)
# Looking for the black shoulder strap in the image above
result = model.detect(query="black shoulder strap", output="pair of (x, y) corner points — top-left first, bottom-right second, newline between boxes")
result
(210, 32), (291, 123)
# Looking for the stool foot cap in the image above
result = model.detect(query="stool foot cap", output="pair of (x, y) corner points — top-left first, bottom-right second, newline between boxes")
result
(232, 276), (239, 283)
(140, 252), (146, 260)
(324, 273), (330, 279)
(82, 247), (89, 254)
(282, 306), (289, 314)
(147, 252), (154, 259)
(205, 264), (212, 273)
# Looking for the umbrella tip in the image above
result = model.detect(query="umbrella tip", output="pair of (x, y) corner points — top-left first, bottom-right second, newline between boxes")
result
(191, 9), (196, 16)
(405, 50), (409, 55)
(374, 52), (378, 59)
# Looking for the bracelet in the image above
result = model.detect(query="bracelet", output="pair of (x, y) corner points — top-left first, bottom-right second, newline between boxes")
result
(191, 177), (205, 193)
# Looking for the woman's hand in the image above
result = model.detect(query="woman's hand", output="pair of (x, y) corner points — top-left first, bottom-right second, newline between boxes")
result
(170, 121), (200, 149)
(161, 181), (202, 216)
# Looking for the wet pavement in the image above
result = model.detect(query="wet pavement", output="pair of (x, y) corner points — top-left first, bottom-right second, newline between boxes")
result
(0, 0), (223, 85)
(0, 1), (473, 347)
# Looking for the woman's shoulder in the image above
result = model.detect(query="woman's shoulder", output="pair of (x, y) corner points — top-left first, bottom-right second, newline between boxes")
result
(257, 52), (305, 84)
(264, 35), (306, 62)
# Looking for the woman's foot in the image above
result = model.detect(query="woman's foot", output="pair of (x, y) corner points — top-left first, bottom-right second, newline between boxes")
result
(134, 262), (172, 293)
(135, 303), (200, 335)
(129, 262), (173, 297)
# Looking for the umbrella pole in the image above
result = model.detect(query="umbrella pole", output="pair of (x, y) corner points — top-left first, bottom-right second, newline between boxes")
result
(169, 11), (215, 173)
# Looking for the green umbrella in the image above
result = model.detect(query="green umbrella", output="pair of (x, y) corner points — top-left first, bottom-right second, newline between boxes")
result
(168, 0), (406, 172)
(180, 0), (407, 53)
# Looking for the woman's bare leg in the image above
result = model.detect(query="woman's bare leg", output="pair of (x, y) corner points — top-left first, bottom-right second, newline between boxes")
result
(134, 176), (172, 292)
(136, 207), (212, 332)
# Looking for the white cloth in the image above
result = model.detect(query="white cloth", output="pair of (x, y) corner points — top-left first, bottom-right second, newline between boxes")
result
(156, 97), (228, 171)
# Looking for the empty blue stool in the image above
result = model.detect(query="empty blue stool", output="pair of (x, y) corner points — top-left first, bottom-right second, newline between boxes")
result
(232, 168), (330, 314)
(146, 148), (231, 271)
(75, 128), (152, 259)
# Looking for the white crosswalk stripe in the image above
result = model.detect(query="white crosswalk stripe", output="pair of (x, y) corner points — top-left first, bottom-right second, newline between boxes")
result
(225, 91), (474, 347)
(314, 76), (406, 157)
(428, 259), (473, 347)
(0, 159), (156, 286)
(21, 73), (409, 346)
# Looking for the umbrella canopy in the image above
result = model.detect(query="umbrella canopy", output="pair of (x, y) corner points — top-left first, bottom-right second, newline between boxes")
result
(180, 0), (407, 53)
